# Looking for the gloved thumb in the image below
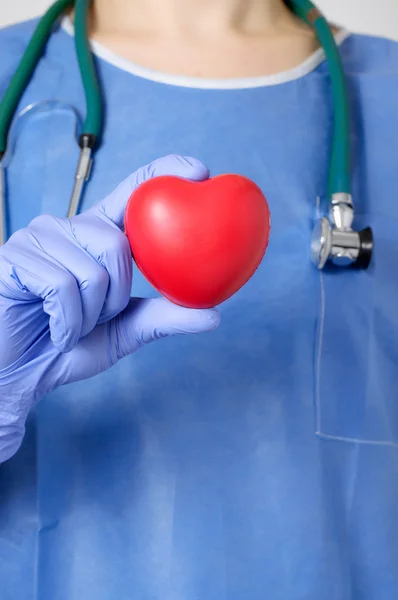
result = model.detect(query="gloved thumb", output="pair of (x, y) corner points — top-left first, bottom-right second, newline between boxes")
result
(113, 297), (220, 358)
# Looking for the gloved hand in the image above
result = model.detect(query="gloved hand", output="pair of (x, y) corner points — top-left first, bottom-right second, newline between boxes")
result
(0, 155), (220, 463)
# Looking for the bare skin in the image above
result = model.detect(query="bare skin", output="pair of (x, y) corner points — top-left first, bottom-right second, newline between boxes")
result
(73, 0), (322, 79)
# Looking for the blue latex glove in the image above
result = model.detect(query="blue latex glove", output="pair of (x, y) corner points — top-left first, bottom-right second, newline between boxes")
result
(0, 155), (220, 463)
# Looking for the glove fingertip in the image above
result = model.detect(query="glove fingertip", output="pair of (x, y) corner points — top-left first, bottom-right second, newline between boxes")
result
(177, 155), (210, 181)
(167, 305), (220, 335)
(206, 308), (221, 330)
(150, 154), (210, 182)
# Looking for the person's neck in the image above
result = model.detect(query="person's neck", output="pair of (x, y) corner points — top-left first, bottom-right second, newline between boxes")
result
(70, 0), (323, 80)
(89, 0), (305, 39)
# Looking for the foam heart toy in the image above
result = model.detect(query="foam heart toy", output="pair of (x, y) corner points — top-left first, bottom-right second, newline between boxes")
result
(124, 174), (270, 308)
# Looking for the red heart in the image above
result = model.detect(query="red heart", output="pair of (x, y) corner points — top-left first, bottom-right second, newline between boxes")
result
(124, 174), (270, 308)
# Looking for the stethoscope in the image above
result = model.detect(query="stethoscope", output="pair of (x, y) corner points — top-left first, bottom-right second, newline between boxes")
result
(0, 0), (374, 270)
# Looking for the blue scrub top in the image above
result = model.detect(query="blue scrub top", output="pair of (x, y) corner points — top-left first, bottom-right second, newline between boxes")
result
(1, 17), (398, 600)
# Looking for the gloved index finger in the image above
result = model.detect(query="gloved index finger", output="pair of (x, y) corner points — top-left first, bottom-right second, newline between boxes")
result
(92, 155), (210, 230)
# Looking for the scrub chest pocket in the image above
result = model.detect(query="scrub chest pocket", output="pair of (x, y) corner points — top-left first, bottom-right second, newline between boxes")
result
(315, 213), (398, 446)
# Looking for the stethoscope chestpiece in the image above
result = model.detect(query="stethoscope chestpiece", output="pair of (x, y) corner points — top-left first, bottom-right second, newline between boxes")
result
(311, 194), (374, 270)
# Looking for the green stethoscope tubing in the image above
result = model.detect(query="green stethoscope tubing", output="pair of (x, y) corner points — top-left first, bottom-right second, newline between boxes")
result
(0, 0), (349, 198)
(0, 0), (102, 156)
(288, 0), (351, 196)
(73, 0), (102, 144)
